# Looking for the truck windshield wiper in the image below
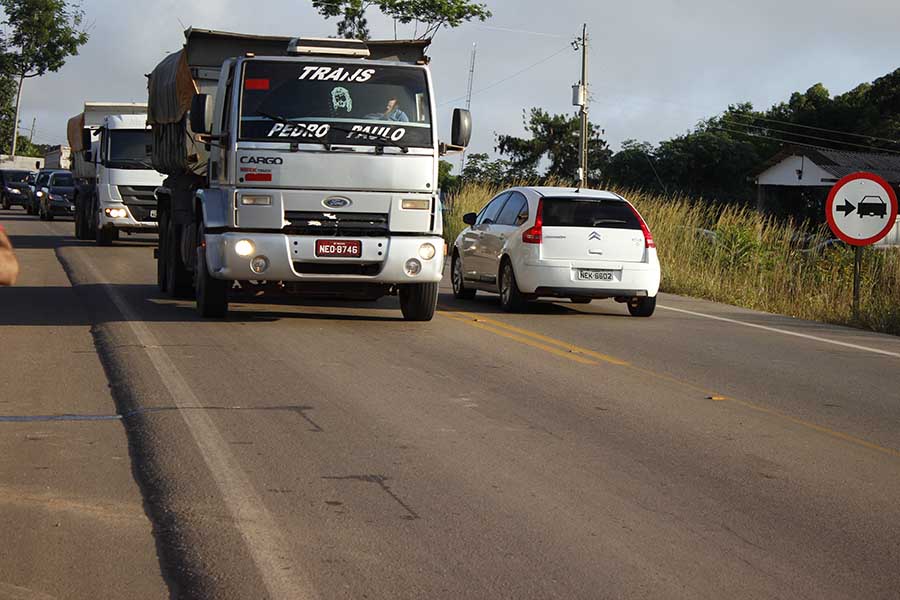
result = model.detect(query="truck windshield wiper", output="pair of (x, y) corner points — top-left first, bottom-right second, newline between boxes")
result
(256, 111), (333, 151)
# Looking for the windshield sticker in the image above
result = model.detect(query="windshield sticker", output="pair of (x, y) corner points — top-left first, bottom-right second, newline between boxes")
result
(298, 66), (375, 83)
(348, 125), (407, 142)
(267, 122), (331, 138)
(331, 87), (352, 113)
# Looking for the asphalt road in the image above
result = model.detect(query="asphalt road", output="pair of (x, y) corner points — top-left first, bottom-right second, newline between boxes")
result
(2, 208), (900, 599)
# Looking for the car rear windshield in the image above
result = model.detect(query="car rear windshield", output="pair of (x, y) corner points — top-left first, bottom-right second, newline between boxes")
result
(53, 174), (74, 187)
(542, 198), (641, 229)
(4, 171), (29, 182)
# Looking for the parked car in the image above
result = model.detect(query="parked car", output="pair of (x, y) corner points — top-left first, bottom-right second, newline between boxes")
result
(0, 169), (33, 210)
(37, 171), (76, 220)
(451, 186), (661, 316)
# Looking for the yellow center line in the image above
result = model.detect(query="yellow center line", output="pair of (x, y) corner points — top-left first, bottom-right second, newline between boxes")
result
(437, 307), (900, 461)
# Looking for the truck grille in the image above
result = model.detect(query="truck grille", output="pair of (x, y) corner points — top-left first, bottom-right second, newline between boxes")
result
(292, 262), (384, 276)
(118, 185), (157, 204)
(284, 211), (389, 238)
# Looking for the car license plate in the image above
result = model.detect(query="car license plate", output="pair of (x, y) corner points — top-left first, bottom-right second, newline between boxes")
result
(150, 209), (157, 218)
(577, 269), (615, 281)
(316, 239), (362, 258)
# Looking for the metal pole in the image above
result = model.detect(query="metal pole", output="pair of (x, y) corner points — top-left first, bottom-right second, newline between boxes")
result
(853, 245), (862, 321)
(578, 23), (589, 188)
(10, 74), (25, 160)
(29, 117), (36, 143)
(461, 42), (477, 174)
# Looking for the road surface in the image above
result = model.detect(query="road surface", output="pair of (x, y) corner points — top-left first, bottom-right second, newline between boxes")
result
(2, 209), (900, 599)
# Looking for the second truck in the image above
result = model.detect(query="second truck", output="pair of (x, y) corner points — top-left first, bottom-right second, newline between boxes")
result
(147, 28), (471, 320)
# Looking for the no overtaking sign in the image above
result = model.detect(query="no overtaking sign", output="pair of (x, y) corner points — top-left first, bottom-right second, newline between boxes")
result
(826, 172), (898, 246)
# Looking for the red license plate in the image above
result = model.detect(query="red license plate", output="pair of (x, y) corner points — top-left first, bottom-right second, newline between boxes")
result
(316, 239), (362, 258)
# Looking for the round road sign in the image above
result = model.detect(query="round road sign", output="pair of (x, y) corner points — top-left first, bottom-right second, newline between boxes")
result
(826, 172), (898, 246)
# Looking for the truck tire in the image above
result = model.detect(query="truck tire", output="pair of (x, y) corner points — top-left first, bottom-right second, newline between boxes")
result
(1, 196), (9, 210)
(399, 281), (439, 321)
(96, 223), (115, 246)
(194, 223), (228, 318)
(157, 213), (169, 293)
(167, 222), (193, 299)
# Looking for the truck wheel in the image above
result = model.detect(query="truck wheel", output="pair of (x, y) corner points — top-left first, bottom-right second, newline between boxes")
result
(1, 196), (9, 210)
(399, 282), (439, 321)
(167, 222), (194, 299)
(96, 222), (114, 246)
(157, 214), (169, 293)
(74, 208), (83, 238)
(627, 296), (656, 317)
(195, 223), (228, 318)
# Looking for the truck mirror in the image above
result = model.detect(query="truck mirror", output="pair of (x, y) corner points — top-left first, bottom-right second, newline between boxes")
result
(190, 93), (214, 135)
(451, 108), (472, 148)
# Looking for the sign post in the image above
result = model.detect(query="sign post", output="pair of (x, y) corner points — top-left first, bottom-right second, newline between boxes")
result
(825, 172), (898, 321)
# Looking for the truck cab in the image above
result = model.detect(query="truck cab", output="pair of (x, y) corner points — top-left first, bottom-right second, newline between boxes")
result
(90, 114), (165, 244)
(151, 32), (471, 320)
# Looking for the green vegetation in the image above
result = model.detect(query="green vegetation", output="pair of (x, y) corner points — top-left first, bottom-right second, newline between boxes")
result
(311, 0), (491, 40)
(443, 182), (900, 336)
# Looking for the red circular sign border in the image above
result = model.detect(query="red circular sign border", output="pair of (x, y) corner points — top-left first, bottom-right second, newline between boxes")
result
(826, 172), (898, 246)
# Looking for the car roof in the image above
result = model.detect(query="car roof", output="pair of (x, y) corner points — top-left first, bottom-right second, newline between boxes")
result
(518, 186), (625, 201)
(39, 169), (70, 175)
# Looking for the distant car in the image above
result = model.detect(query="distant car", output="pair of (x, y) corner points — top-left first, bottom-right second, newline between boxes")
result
(0, 169), (32, 210)
(37, 171), (76, 220)
(451, 186), (661, 316)
(858, 196), (887, 218)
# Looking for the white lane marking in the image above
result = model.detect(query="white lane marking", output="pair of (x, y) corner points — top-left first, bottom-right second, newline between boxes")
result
(659, 304), (900, 360)
(75, 252), (318, 600)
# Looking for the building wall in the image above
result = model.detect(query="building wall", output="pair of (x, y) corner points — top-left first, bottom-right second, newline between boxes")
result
(758, 155), (836, 187)
(0, 155), (44, 170)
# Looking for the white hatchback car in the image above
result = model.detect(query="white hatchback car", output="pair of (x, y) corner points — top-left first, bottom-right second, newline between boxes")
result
(451, 187), (661, 316)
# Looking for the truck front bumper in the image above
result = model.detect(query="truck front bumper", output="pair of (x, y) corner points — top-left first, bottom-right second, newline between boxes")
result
(98, 205), (158, 233)
(205, 233), (445, 284)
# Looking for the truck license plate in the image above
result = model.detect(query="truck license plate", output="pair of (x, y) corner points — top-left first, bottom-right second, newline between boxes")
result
(316, 239), (362, 258)
(577, 269), (615, 281)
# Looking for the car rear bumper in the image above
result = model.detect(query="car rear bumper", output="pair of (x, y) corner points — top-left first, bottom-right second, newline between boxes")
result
(204, 233), (445, 284)
(514, 256), (661, 298)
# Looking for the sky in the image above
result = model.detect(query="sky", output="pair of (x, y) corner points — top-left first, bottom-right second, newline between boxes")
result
(18, 0), (900, 172)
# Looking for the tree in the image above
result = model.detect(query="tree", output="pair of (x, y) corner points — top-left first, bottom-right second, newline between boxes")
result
(459, 152), (512, 184)
(438, 159), (460, 192)
(1, 0), (89, 157)
(495, 108), (611, 184)
(311, 0), (491, 40)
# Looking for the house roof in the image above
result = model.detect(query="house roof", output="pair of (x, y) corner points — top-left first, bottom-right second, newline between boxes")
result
(760, 147), (900, 184)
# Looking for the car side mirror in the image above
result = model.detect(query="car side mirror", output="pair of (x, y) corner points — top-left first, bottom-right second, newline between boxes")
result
(451, 108), (472, 148)
(463, 212), (477, 226)
(190, 93), (214, 135)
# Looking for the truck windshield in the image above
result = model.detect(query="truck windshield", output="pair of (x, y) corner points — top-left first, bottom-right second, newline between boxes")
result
(240, 60), (432, 148)
(107, 130), (154, 170)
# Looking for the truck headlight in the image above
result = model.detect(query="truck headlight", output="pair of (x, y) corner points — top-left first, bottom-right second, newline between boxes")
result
(105, 207), (128, 218)
(401, 199), (430, 210)
(418, 243), (436, 260)
(234, 239), (255, 257)
(241, 195), (272, 206)
(250, 256), (269, 274)
(404, 259), (422, 276)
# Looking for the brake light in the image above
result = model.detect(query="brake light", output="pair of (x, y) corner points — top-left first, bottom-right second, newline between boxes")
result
(627, 203), (655, 248)
(522, 199), (543, 244)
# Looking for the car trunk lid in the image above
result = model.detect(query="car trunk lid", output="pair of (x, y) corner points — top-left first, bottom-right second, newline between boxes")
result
(539, 197), (647, 263)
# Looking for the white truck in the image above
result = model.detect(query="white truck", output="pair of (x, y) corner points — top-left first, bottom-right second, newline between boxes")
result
(147, 28), (471, 319)
(67, 103), (166, 245)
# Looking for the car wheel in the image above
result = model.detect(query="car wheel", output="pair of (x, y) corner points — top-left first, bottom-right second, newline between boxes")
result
(627, 296), (656, 317)
(195, 222), (228, 318)
(499, 260), (528, 313)
(451, 253), (476, 300)
(1, 196), (9, 210)
(570, 297), (592, 304)
(399, 282), (439, 321)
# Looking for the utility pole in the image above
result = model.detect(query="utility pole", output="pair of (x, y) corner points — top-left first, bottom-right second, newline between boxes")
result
(577, 24), (589, 187)
(29, 117), (36, 143)
(10, 74), (25, 160)
(460, 42), (477, 174)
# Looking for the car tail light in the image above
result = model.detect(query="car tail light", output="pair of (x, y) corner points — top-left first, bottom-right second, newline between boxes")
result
(522, 199), (544, 244)
(627, 203), (655, 248)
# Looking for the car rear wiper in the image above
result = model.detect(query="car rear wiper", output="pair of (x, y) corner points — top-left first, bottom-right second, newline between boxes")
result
(592, 219), (628, 226)
(256, 111), (333, 151)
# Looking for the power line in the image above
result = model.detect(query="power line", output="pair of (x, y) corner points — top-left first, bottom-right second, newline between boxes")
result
(439, 44), (572, 107)
(720, 118), (900, 154)
(727, 113), (900, 146)
(710, 125), (900, 155)
(471, 25), (569, 38)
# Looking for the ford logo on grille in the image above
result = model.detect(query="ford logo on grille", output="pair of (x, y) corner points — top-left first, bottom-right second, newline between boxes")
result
(323, 197), (352, 209)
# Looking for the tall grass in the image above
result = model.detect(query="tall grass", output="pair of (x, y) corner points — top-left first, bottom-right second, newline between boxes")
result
(443, 183), (900, 336)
